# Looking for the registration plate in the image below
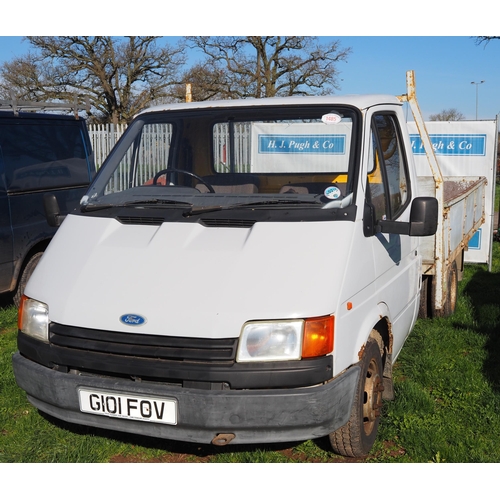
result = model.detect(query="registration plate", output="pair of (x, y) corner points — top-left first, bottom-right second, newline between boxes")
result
(78, 388), (177, 425)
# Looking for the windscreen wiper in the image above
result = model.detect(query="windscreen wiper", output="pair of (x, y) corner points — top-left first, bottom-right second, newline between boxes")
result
(81, 198), (193, 213)
(183, 198), (322, 217)
(125, 199), (193, 207)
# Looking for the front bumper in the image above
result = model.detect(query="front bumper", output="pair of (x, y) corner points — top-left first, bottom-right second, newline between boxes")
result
(13, 352), (360, 445)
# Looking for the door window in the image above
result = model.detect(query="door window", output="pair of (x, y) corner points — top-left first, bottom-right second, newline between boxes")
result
(0, 120), (92, 192)
(367, 114), (410, 221)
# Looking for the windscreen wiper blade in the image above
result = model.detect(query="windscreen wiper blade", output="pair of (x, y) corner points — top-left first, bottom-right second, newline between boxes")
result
(125, 199), (193, 207)
(81, 199), (193, 213)
(183, 198), (322, 216)
(235, 199), (323, 208)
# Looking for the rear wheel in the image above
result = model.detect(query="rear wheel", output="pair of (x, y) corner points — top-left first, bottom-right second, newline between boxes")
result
(13, 252), (43, 308)
(329, 338), (384, 457)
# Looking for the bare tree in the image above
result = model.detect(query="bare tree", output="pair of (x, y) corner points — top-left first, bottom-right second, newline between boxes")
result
(184, 36), (351, 99)
(170, 64), (232, 102)
(474, 36), (500, 45)
(429, 108), (465, 121)
(0, 37), (186, 124)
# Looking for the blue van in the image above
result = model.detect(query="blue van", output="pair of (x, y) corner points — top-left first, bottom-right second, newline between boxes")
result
(0, 103), (95, 305)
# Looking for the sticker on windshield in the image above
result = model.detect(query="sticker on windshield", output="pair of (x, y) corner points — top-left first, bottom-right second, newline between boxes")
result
(324, 186), (342, 200)
(321, 113), (342, 125)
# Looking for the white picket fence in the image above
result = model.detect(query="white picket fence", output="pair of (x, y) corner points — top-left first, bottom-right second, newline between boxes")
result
(88, 123), (127, 168)
(87, 122), (252, 173)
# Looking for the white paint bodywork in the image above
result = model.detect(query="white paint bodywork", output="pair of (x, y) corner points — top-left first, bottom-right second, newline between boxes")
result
(27, 213), (372, 374)
(139, 94), (402, 115)
(25, 99), (423, 377)
(28, 215), (355, 336)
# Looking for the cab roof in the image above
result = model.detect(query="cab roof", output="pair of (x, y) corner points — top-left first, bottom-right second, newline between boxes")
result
(139, 94), (403, 116)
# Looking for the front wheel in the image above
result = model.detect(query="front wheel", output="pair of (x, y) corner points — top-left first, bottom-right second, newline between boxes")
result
(13, 252), (43, 308)
(329, 338), (384, 457)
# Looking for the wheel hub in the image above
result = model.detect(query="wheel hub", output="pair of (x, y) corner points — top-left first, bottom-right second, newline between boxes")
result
(362, 358), (384, 435)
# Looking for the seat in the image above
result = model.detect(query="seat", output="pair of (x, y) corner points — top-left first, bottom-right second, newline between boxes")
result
(195, 174), (260, 194)
(279, 185), (309, 194)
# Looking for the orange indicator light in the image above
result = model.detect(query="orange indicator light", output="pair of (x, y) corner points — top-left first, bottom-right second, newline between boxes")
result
(302, 315), (334, 358)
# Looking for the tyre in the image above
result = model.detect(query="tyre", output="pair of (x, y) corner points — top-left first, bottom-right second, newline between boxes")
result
(13, 252), (43, 308)
(329, 338), (384, 457)
(431, 260), (458, 318)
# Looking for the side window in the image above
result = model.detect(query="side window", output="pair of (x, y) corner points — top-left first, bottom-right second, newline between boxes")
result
(104, 122), (173, 194)
(367, 114), (410, 220)
(0, 120), (91, 192)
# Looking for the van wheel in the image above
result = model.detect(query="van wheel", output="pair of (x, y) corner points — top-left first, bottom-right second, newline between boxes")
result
(329, 338), (384, 457)
(431, 260), (458, 318)
(13, 252), (43, 308)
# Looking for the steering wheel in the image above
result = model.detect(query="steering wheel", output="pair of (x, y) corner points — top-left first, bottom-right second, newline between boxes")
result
(152, 169), (215, 193)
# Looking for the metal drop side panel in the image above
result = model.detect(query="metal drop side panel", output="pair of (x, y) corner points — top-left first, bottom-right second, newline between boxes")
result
(417, 176), (486, 273)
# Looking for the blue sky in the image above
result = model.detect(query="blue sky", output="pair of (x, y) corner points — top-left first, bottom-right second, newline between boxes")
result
(0, 36), (498, 121)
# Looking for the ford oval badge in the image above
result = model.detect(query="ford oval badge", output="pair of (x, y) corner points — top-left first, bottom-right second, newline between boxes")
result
(120, 314), (147, 326)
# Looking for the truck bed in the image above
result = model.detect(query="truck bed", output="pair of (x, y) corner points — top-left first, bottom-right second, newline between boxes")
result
(418, 176), (487, 273)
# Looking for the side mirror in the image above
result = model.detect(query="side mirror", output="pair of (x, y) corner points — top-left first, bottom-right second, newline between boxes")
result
(366, 196), (438, 237)
(43, 194), (65, 228)
(408, 196), (438, 236)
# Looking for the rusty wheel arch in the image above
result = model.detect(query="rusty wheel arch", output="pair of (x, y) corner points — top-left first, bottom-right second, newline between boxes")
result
(369, 318), (394, 401)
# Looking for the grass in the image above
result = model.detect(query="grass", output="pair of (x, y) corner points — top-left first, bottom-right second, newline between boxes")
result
(1, 242), (500, 463)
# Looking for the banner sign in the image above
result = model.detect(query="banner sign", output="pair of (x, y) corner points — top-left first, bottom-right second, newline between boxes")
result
(408, 120), (497, 265)
(410, 134), (487, 156)
(251, 122), (352, 173)
(258, 135), (346, 155)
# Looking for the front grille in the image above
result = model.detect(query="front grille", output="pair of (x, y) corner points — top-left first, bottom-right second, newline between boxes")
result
(50, 323), (237, 362)
(19, 325), (332, 390)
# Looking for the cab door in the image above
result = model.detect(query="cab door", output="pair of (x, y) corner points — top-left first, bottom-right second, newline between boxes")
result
(365, 111), (420, 358)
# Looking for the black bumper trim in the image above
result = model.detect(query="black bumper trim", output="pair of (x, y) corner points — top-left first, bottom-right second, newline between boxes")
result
(13, 352), (359, 445)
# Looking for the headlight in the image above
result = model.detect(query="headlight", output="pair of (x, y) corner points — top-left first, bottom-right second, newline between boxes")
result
(18, 295), (49, 343)
(237, 316), (334, 363)
(237, 320), (303, 362)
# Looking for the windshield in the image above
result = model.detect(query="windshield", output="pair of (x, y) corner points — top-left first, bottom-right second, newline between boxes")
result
(84, 104), (359, 214)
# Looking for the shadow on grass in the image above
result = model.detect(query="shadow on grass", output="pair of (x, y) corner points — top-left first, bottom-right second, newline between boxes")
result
(0, 293), (15, 310)
(460, 269), (500, 392)
(39, 411), (310, 462)
(38, 412), (362, 462)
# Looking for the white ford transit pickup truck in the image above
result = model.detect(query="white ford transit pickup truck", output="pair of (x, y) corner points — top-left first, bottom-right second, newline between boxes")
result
(13, 71), (486, 457)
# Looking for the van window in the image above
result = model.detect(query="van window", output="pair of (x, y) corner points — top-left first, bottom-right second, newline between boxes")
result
(0, 119), (91, 192)
(213, 119), (352, 175)
(85, 105), (359, 216)
(103, 122), (174, 194)
(367, 114), (410, 220)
